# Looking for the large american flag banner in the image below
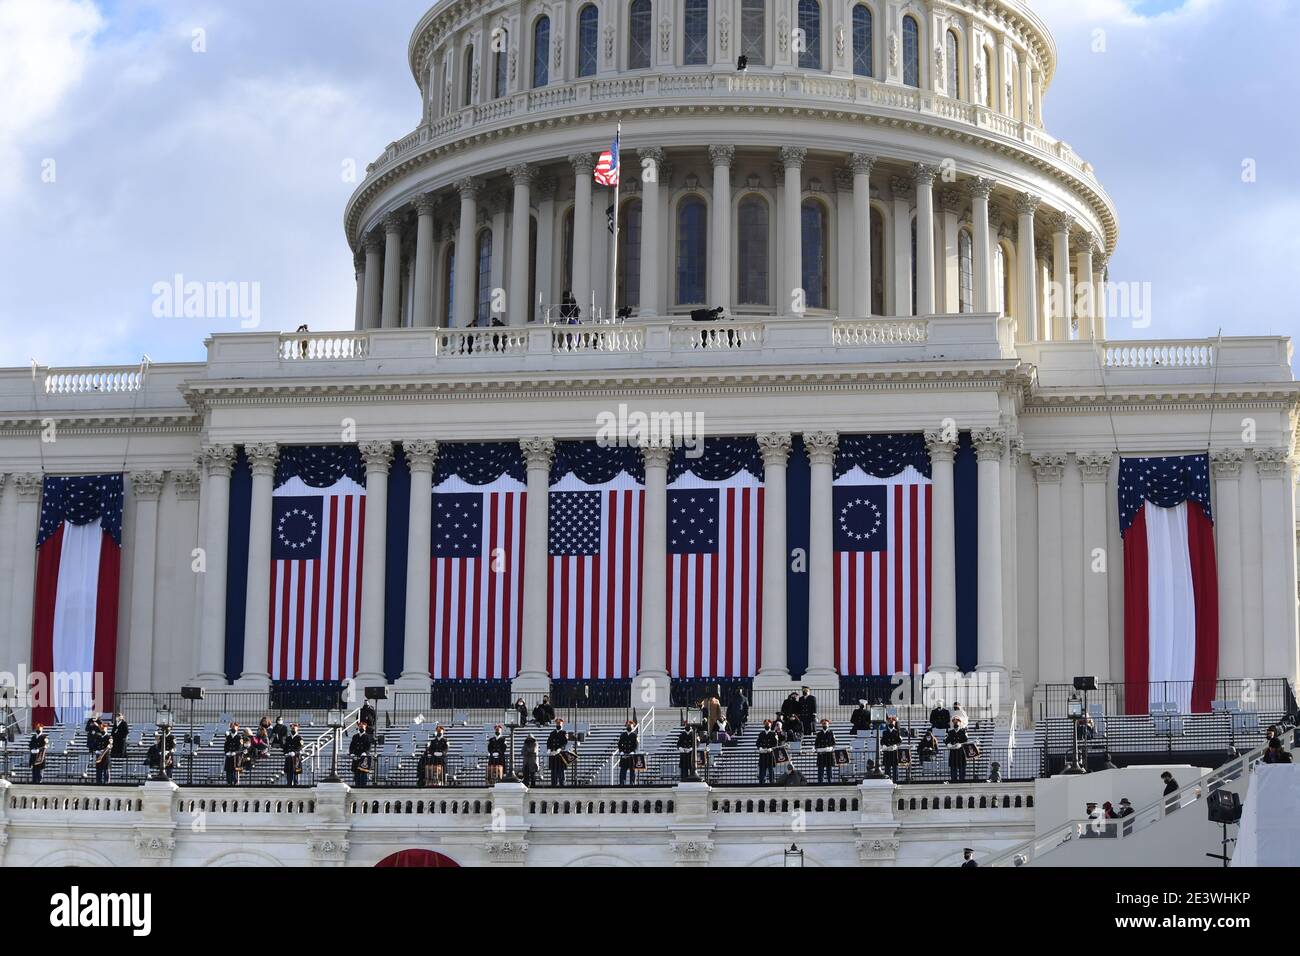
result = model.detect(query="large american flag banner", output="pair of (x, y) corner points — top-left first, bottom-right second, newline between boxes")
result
(548, 470), (644, 679)
(269, 448), (367, 681)
(430, 473), (526, 679)
(667, 467), (764, 679)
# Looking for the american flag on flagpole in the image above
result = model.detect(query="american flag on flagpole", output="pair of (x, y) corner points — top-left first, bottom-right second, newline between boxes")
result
(594, 130), (620, 187)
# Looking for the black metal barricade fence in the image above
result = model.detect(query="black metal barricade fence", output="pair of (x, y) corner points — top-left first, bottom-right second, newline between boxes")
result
(1038, 678), (1294, 720)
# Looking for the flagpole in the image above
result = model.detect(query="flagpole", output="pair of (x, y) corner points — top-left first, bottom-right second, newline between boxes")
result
(608, 121), (621, 323)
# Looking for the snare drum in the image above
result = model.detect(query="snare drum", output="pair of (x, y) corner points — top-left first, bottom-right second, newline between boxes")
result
(774, 747), (790, 765)
(633, 753), (647, 770)
(833, 748), (850, 767)
(963, 742), (981, 759)
(897, 747), (912, 766)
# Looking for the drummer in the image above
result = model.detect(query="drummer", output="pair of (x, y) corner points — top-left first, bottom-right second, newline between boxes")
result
(880, 714), (906, 782)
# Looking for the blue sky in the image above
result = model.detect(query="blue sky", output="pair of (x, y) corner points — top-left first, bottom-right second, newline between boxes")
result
(0, 0), (1296, 367)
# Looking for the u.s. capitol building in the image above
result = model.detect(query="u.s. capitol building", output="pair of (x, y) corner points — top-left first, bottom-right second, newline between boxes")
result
(0, 0), (1295, 868)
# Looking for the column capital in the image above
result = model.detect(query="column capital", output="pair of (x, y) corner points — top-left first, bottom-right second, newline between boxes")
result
(1015, 192), (1042, 217)
(1048, 211), (1076, 235)
(507, 163), (535, 187)
(416, 193), (439, 217)
(14, 472), (42, 500)
(358, 441), (395, 473)
(383, 212), (405, 235)
(1030, 452), (1067, 482)
(1076, 451), (1114, 482)
(779, 145), (807, 169)
(708, 144), (736, 167)
(519, 437), (556, 469)
(757, 432), (793, 465)
(638, 146), (666, 167)
(965, 177), (996, 202)
(129, 471), (166, 500)
(849, 152), (876, 176)
(245, 442), (280, 478)
(362, 230), (386, 254)
(970, 427), (1007, 461)
(804, 430), (839, 465)
(1070, 232), (1096, 256)
(1253, 447), (1291, 478)
(200, 444), (237, 478)
(912, 163), (940, 187)
(403, 439), (440, 472)
(639, 442), (674, 469)
(924, 429), (960, 462)
(1210, 448), (1245, 479)
(173, 470), (201, 500)
(456, 177), (482, 200)
(568, 153), (596, 175)
(889, 176), (914, 201)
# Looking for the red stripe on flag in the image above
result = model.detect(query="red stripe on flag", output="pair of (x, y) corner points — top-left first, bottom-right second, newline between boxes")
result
(91, 531), (120, 717)
(1122, 506), (1150, 716)
(1187, 502), (1220, 713)
(909, 483), (919, 673)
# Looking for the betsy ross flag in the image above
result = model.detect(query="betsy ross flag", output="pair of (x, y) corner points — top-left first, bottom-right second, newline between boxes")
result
(31, 474), (124, 724)
(548, 470), (645, 680)
(594, 130), (620, 187)
(1120, 455), (1218, 714)
(269, 447), (367, 681)
(431, 474), (526, 679)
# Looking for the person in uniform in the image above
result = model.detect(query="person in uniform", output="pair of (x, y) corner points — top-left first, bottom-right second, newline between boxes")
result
(617, 720), (639, 786)
(881, 714), (905, 782)
(929, 699), (951, 731)
(420, 725), (449, 787)
(546, 719), (570, 787)
(961, 848), (978, 868)
(156, 723), (177, 780)
(283, 723), (304, 786)
(111, 713), (130, 759)
(349, 720), (375, 787)
(944, 717), (970, 783)
(486, 724), (508, 784)
(756, 719), (779, 785)
(798, 687), (818, 736)
(521, 734), (539, 788)
(725, 690), (749, 736)
(359, 702), (377, 734)
(850, 699), (872, 734)
(28, 723), (48, 785)
(676, 719), (696, 781)
(814, 718), (837, 784)
(224, 722), (245, 785)
(532, 695), (556, 726)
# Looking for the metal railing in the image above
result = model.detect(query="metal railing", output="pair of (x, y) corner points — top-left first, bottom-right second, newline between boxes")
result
(1038, 678), (1295, 720)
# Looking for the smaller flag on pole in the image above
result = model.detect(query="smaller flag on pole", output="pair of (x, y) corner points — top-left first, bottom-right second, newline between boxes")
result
(594, 131), (620, 187)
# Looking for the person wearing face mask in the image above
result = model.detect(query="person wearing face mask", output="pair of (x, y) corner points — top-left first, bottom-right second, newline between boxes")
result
(676, 719), (697, 782)
(486, 724), (508, 784)
(814, 718), (837, 784)
(618, 720), (639, 786)
(880, 714), (906, 783)
(420, 725), (449, 787)
(547, 719), (571, 787)
(283, 723), (304, 787)
(756, 719), (779, 785)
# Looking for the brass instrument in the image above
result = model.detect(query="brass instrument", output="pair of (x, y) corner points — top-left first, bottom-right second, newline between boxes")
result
(31, 740), (47, 770)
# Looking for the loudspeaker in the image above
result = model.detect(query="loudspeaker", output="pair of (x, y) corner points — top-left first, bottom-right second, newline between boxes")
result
(1072, 676), (1098, 692)
(364, 686), (389, 701)
(1207, 789), (1242, 825)
(180, 686), (205, 701)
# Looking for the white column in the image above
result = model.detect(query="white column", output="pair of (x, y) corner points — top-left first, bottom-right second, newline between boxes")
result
(237, 444), (279, 688)
(412, 195), (437, 329)
(362, 233), (384, 330)
(890, 176), (913, 317)
(569, 154), (595, 312)
(400, 440), (438, 686)
(709, 145), (734, 313)
(1210, 450), (1245, 679)
(514, 438), (555, 693)
(636, 444), (672, 707)
(780, 146), (806, 316)
(913, 164), (937, 316)
(804, 431), (839, 686)
(1050, 212), (1075, 340)
(968, 177), (995, 313)
(507, 164), (534, 327)
(1079, 452), (1113, 680)
(1015, 193), (1040, 342)
(196, 444), (236, 685)
(639, 148), (664, 316)
(0, 475), (12, 673)
(454, 178), (480, 329)
(925, 431), (959, 671)
(1032, 453), (1065, 684)
(1075, 237), (1096, 339)
(381, 213), (404, 329)
(1256, 449), (1296, 681)
(850, 153), (875, 318)
(355, 441), (393, 688)
(972, 428), (1006, 676)
(754, 433), (792, 688)
(1093, 254), (1109, 340)
(8, 476), (42, 675)
(125, 473), (163, 690)
(353, 253), (366, 331)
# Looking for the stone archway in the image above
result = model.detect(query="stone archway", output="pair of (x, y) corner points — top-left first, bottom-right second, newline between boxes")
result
(374, 849), (461, 868)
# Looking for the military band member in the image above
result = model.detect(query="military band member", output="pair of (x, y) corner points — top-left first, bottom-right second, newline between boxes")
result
(676, 719), (696, 781)
(224, 722), (245, 785)
(156, 724), (177, 780)
(814, 718), (837, 784)
(283, 723), (304, 786)
(880, 715), (906, 782)
(756, 719), (779, 785)
(420, 725), (449, 788)
(618, 720), (639, 786)
(546, 719), (570, 787)
(111, 713), (130, 759)
(90, 718), (112, 784)
(798, 687), (818, 736)
(350, 721), (375, 787)
(486, 724), (508, 784)
(945, 717), (970, 783)
(849, 699), (872, 734)
(29, 723), (48, 785)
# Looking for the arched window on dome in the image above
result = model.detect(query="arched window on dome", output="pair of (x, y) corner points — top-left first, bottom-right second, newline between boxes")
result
(958, 228), (974, 313)
(578, 5), (599, 78)
(798, 0), (822, 70)
(870, 206), (884, 315)
(628, 0), (652, 69)
(902, 16), (920, 88)
(618, 198), (642, 310)
(475, 228), (492, 325)
(442, 243), (456, 327)
(533, 17), (551, 88)
(996, 242), (1012, 316)
(493, 32), (509, 99)
(801, 198), (829, 310)
(683, 0), (709, 66)
(946, 30), (961, 99)
(982, 46), (994, 106)
(852, 4), (873, 78)
(741, 0), (766, 65)
(737, 195), (770, 307)
(676, 197), (708, 305)
(463, 46), (476, 106)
